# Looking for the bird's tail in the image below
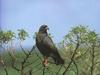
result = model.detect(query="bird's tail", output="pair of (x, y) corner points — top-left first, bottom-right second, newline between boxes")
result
(51, 53), (65, 65)
(56, 57), (65, 65)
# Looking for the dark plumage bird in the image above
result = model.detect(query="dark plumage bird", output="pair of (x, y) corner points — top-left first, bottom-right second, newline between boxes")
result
(36, 25), (64, 66)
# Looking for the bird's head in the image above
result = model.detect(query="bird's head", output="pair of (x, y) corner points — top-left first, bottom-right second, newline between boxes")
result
(39, 25), (49, 33)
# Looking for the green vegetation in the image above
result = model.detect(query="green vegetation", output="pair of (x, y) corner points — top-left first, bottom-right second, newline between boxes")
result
(0, 25), (100, 75)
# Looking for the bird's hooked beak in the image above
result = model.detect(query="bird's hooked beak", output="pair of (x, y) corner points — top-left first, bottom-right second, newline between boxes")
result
(45, 27), (49, 30)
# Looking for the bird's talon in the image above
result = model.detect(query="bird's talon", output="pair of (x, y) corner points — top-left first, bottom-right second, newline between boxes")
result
(42, 59), (48, 68)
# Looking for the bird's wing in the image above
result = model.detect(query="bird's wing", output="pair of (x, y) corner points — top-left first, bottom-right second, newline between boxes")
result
(43, 36), (57, 51)
(42, 35), (64, 65)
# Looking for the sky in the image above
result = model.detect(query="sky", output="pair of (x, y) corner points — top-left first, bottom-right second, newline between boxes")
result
(0, 0), (100, 47)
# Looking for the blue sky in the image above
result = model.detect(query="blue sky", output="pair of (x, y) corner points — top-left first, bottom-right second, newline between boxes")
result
(1, 0), (100, 47)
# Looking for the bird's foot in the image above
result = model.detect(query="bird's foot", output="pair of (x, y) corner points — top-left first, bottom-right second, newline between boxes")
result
(42, 59), (48, 68)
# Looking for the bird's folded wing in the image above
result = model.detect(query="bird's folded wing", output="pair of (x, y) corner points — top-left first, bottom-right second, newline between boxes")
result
(43, 36), (57, 51)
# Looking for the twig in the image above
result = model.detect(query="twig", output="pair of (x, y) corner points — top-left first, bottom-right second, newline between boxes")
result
(35, 51), (42, 61)
(20, 44), (28, 56)
(73, 60), (78, 75)
(62, 41), (79, 75)
(0, 59), (8, 75)
(8, 51), (20, 71)
(24, 58), (40, 68)
(56, 65), (63, 75)
(20, 45), (35, 75)
(24, 63), (42, 75)
(29, 67), (32, 75)
(90, 43), (95, 75)
(43, 67), (45, 75)
(32, 66), (42, 73)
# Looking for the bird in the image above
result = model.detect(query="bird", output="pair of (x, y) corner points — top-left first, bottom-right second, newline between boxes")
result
(36, 25), (64, 66)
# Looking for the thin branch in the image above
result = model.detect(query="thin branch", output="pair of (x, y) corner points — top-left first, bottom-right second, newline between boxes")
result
(35, 51), (43, 61)
(56, 65), (63, 75)
(90, 43), (95, 75)
(0, 59), (8, 75)
(19, 41), (30, 56)
(73, 60), (78, 75)
(43, 67), (45, 75)
(8, 51), (20, 71)
(32, 66), (42, 73)
(20, 44), (28, 56)
(21, 45), (35, 65)
(20, 45), (35, 75)
(62, 41), (79, 75)
(24, 58), (40, 68)
(24, 63), (42, 75)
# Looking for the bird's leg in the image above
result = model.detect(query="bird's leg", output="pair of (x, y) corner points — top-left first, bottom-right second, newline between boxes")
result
(42, 57), (48, 67)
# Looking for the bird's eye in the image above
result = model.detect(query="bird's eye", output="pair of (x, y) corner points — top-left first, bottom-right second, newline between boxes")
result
(44, 26), (47, 28)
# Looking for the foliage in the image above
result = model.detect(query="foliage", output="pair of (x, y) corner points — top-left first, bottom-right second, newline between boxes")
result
(63, 25), (100, 75)
(0, 25), (100, 75)
(0, 30), (15, 44)
(17, 29), (29, 41)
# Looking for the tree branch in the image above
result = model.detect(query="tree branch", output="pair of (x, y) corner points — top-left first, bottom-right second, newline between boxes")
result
(62, 41), (79, 75)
